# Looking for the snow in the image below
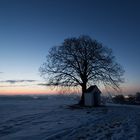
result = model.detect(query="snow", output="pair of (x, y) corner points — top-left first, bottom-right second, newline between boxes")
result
(0, 95), (140, 140)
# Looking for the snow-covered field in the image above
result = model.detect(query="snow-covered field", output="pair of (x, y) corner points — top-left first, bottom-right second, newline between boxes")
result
(0, 95), (140, 140)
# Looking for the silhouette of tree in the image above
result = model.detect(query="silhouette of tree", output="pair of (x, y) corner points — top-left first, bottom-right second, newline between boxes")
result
(39, 35), (124, 105)
(136, 92), (140, 102)
(127, 95), (135, 103)
(113, 95), (125, 104)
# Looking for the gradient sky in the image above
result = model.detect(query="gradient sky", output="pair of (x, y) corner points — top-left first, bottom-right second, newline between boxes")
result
(0, 0), (140, 95)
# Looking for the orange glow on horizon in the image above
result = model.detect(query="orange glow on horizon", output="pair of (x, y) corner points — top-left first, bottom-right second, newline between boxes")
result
(0, 86), (57, 95)
(0, 83), (139, 95)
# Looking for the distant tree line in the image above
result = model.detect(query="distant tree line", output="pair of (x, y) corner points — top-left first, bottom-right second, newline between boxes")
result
(113, 92), (140, 105)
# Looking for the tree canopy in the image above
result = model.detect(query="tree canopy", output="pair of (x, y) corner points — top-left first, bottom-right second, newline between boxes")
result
(40, 35), (124, 104)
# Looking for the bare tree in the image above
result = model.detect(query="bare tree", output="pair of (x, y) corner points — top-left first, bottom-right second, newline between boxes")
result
(39, 35), (124, 105)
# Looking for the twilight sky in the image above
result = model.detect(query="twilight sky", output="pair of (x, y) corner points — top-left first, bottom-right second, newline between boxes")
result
(0, 0), (140, 95)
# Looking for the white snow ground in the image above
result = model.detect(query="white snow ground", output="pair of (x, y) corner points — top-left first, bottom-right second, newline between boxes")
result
(0, 95), (140, 140)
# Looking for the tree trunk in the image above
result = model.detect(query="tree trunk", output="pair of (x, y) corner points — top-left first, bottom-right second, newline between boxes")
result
(79, 83), (87, 106)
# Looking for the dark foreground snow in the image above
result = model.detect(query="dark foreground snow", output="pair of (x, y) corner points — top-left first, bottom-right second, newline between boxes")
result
(0, 96), (140, 140)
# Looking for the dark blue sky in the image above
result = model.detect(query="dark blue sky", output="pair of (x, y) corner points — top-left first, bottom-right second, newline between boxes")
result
(0, 0), (140, 94)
